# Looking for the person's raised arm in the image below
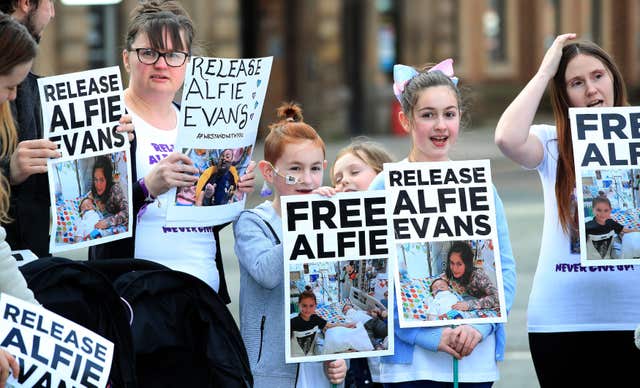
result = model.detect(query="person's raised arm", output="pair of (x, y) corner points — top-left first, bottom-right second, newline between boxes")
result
(495, 33), (576, 168)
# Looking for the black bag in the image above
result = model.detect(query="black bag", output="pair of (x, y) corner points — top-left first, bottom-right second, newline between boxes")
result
(19, 257), (137, 388)
(113, 268), (253, 388)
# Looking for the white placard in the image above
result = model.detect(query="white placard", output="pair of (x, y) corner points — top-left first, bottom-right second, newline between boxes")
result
(383, 160), (507, 328)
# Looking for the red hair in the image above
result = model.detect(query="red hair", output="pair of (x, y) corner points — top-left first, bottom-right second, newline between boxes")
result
(263, 102), (325, 164)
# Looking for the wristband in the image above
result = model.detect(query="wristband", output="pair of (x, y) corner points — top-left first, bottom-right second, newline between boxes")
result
(138, 177), (155, 202)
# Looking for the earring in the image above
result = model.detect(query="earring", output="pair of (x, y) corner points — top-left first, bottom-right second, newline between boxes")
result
(260, 180), (272, 197)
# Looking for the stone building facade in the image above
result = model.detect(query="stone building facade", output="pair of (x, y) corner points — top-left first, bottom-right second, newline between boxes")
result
(33, 0), (640, 137)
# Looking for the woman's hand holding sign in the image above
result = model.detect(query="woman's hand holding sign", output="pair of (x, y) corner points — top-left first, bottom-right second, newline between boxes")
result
(145, 153), (198, 197)
(115, 113), (135, 142)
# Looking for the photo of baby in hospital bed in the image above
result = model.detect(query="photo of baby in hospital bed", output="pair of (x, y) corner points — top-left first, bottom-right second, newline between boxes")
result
(397, 239), (505, 326)
(287, 259), (392, 361)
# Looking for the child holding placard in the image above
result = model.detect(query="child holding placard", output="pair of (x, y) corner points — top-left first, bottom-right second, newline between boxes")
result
(369, 59), (516, 386)
(233, 102), (346, 388)
(328, 139), (393, 387)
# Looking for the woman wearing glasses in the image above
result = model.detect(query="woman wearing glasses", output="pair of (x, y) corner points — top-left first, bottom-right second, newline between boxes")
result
(89, 0), (255, 300)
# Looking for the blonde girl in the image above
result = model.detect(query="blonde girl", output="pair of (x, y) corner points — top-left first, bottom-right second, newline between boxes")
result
(331, 137), (393, 192)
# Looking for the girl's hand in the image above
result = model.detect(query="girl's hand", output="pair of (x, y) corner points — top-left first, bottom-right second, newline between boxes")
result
(116, 114), (135, 142)
(0, 348), (19, 388)
(238, 161), (256, 193)
(538, 33), (577, 79)
(437, 327), (462, 359)
(452, 301), (470, 311)
(145, 153), (199, 197)
(312, 186), (336, 197)
(450, 325), (482, 358)
(323, 359), (347, 384)
(9, 139), (61, 185)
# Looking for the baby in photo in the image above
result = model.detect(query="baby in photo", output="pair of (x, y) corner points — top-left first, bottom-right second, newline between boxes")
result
(76, 197), (102, 240)
(429, 278), (461, 316)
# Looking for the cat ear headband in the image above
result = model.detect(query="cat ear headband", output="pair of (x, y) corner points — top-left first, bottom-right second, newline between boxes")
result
(392, 58), (459, 103)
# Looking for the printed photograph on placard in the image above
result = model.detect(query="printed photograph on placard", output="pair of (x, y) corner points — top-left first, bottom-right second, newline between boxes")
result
(50, 151), (132, 252)
(287, 259), (391, 361)
(165, 56), (273, 226)
(383, 159), (509, 328)
(396, 239), (502, 323)
(281, 191), (394, 363)
(579, 168), (640, 261)
(174, 146), (253, 206)
(570, 106), (640, 265)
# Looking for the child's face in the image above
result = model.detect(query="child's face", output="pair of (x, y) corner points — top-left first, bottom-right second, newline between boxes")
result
(80, 199), (95, 212)
(593, 202), (612, 224)
(333, 153), (378, 192)
(342, 304), (353, 314)
(272, 140), (326, 197)
(299, 296), (317, 320)
(431, 279), (449, 294)
(406, 85), (460, 162)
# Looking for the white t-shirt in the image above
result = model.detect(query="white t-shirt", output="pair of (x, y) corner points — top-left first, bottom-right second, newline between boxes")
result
(527, 125), (640, 332)
(376, 333), (498, 383)
(131, 105), (219, 292)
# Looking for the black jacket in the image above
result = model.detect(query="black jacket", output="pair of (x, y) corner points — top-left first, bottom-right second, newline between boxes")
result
(3, 72), (51, 257)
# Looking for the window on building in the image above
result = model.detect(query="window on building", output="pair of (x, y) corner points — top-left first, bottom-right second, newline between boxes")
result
(376, 0), (397, 77)
(590, 0), (602, 45)
(483, 0), (506, 63)
(542, 0), (560, 50)
(87, 5), (119, 69)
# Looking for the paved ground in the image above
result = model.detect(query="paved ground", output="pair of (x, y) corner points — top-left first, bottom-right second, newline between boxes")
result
(66, 126), (544, 387)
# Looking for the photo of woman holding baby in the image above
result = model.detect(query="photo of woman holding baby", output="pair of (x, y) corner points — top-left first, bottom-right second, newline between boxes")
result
(89, 155), (128, 230)
(51, 152), (131, 250)
(443, 241), (500, 311)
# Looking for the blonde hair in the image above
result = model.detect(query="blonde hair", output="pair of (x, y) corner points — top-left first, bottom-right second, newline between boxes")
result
(331, 137), (393, 185)
(0, 13), (37, 223)
(0, 102), (16, 223)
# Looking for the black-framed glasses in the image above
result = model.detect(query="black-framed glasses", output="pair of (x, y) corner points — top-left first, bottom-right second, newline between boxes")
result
(131, 47), (189, 67)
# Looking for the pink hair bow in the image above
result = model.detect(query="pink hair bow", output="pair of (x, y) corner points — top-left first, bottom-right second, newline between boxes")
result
(393, 58), (459, 103)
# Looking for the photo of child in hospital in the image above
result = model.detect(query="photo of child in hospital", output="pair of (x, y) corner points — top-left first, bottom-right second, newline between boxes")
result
(581, 169), (640, 261)
(52, 151), (130, 248)
(174, 146), (252, 206)
(396, 239), (505, 325)
(287, 259), (391, 361)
